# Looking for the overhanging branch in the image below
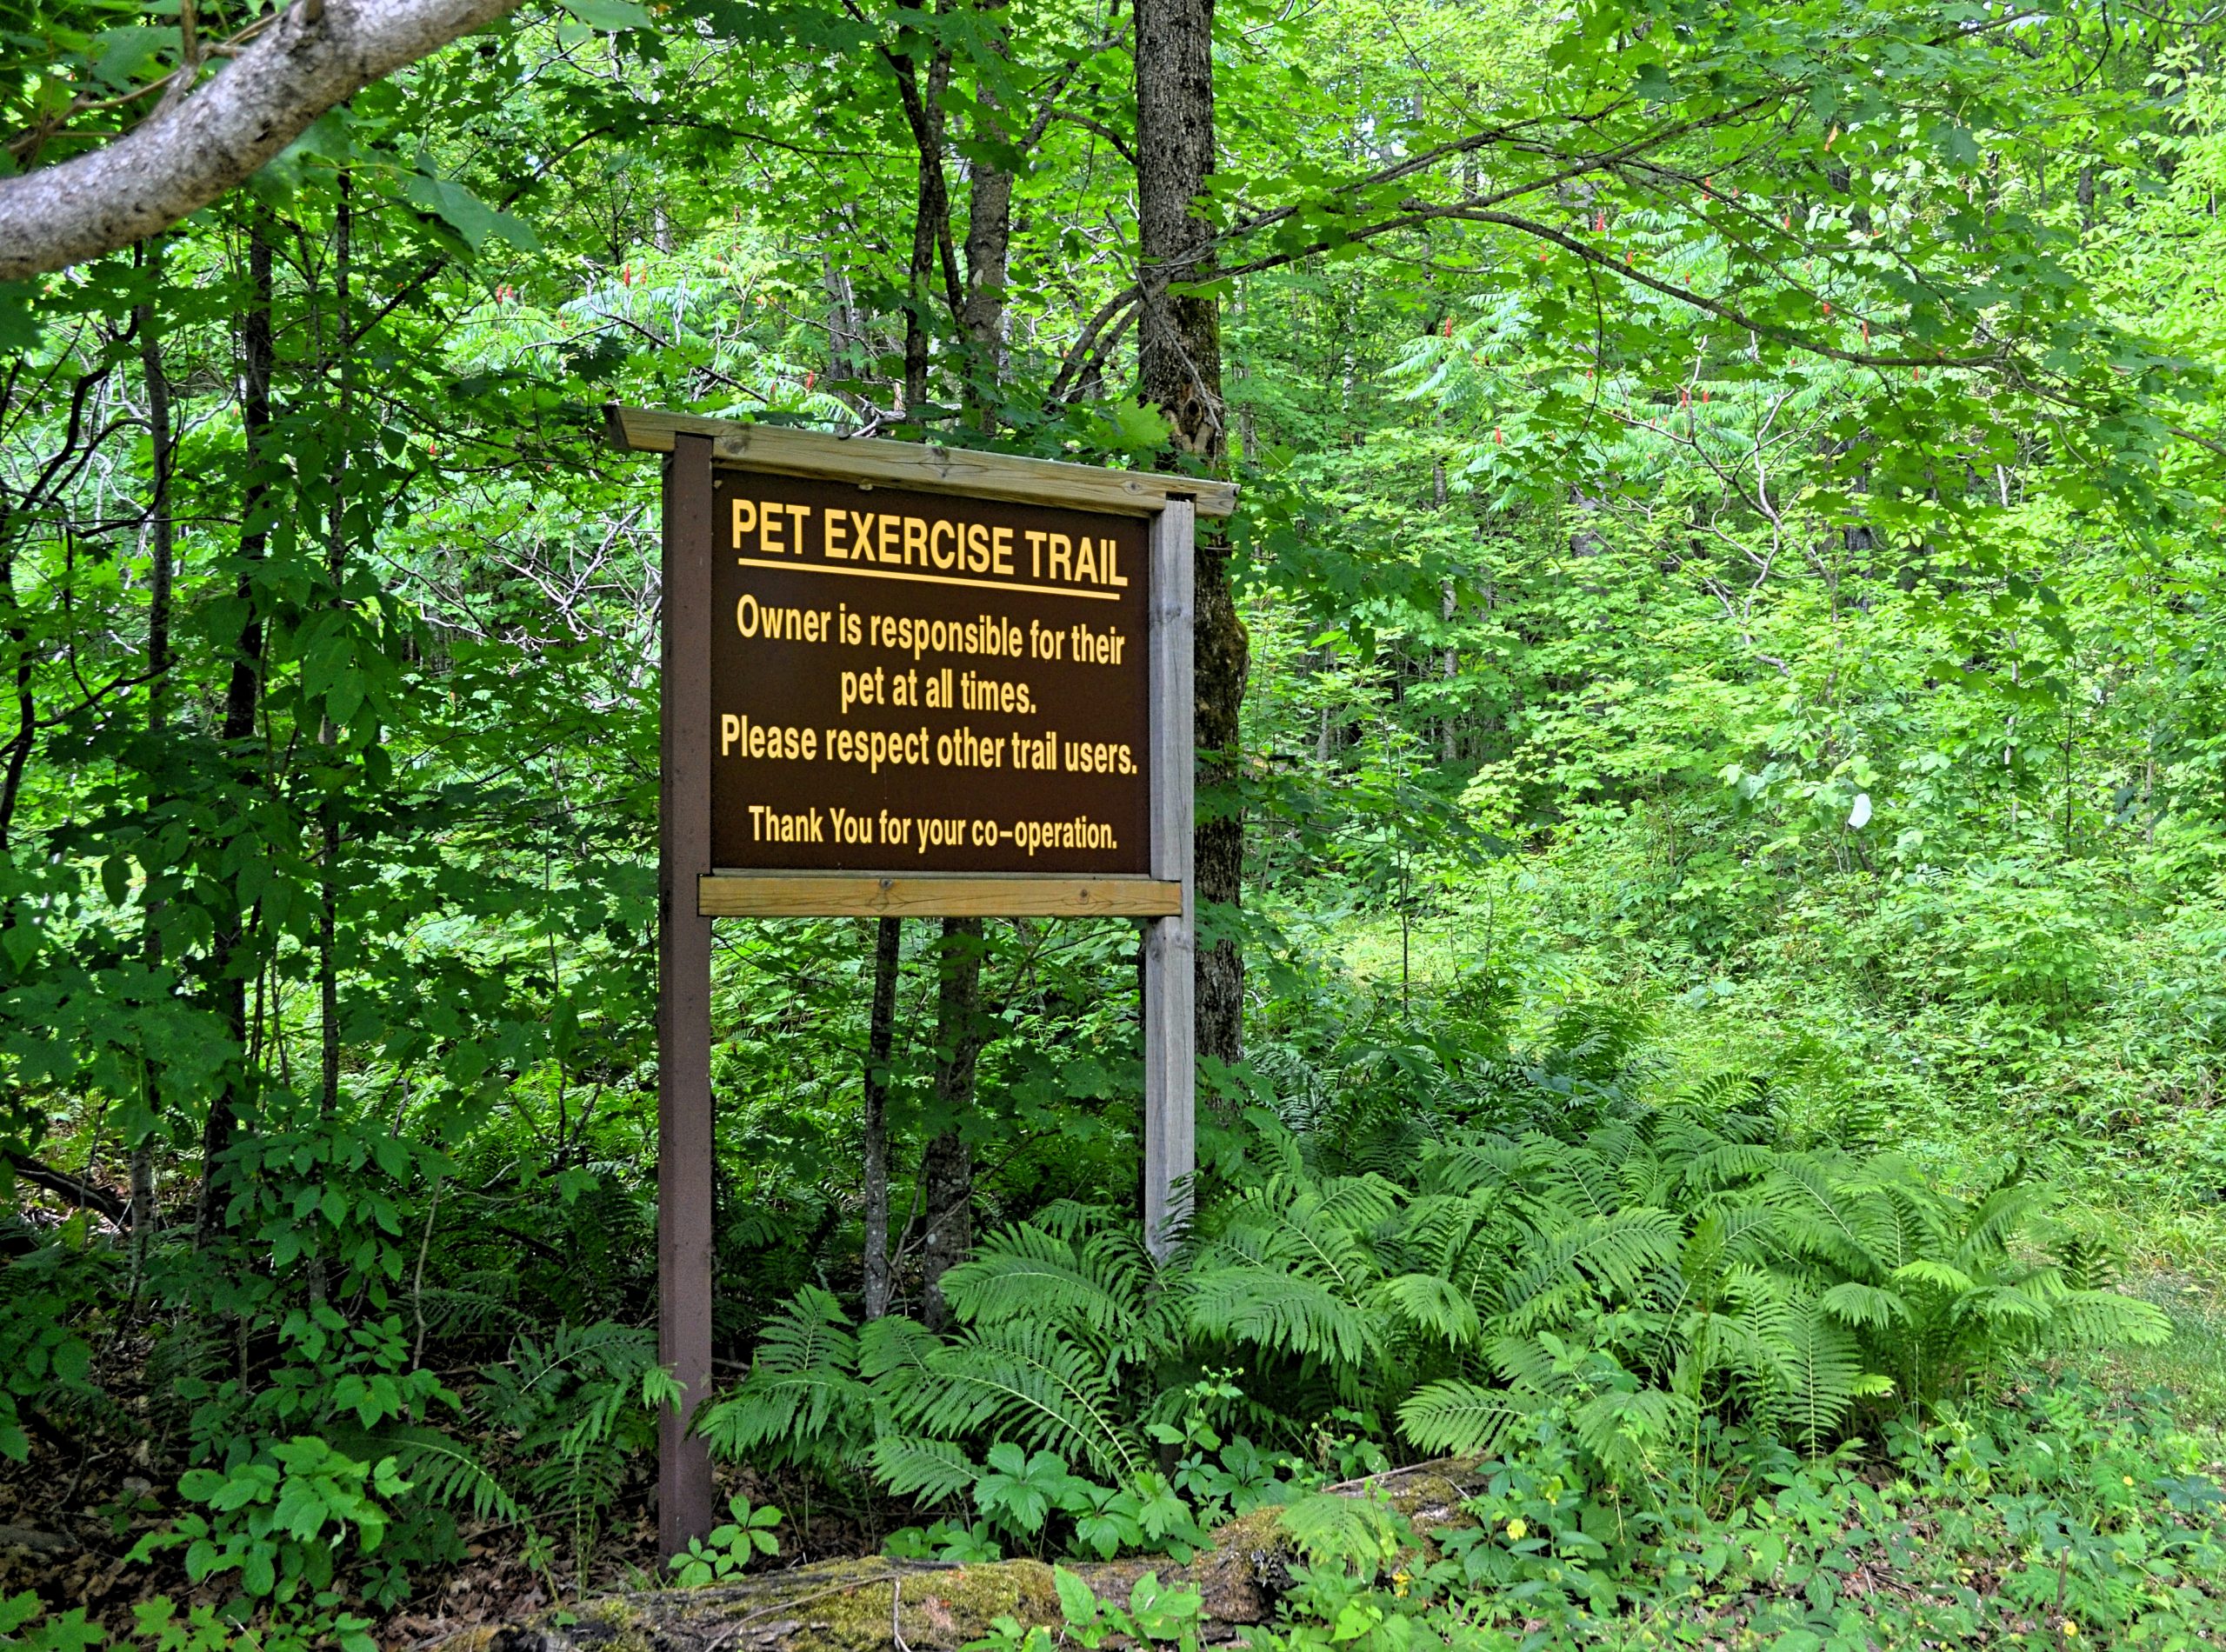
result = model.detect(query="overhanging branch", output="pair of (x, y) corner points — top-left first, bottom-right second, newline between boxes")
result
(0, 0), (528, 281)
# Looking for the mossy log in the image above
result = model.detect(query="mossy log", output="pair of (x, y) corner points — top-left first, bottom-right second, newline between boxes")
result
(443, 1461), (1485, 1652)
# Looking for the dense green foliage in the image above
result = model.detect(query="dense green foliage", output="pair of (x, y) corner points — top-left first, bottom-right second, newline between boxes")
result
(3, 0), (2226, 1642)
(710, 1056), (2172, 1546)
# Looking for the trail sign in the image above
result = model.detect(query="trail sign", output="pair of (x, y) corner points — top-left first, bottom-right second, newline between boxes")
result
(607, 406), (1235, 1559)
(709, 470), (1153, 877)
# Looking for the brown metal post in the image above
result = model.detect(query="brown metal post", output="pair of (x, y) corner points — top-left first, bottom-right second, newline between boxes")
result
(658, 432), (717, 1556)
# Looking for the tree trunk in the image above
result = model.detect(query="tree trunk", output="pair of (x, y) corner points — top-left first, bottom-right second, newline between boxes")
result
(1440, 581), (1457, 766)
(957, 17), (1013, 408)
(1136, 0), (1245, 1069)
(821, 225), (872, 411)
(197, 204), (276, 1244)
(860, 916), (901, 1321)
(1435, 459), (1455, 764)
(897, 30), (954, 415)
(131, 236), (177, 1282)
(919, 917), (983, 1329)
(311, 174), (351, 1305)
(910, 32), (1016, 1322)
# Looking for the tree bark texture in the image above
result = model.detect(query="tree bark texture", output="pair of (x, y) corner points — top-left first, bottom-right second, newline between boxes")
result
(317, 181), (352, 1142)
(0, 0), (527, 281)
(919, 918), (983, 1330)
(897, 29), (955, 414)
(443, 1460), (1489, 1652)
(1136, 0), (1246, 1069)
(860, 916), (902, 1321)
(957, 10), (1014, 403)
(131, 236), (177, 1270)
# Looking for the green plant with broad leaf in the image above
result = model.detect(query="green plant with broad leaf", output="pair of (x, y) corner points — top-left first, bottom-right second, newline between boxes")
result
(668, 1495), (784, 1586)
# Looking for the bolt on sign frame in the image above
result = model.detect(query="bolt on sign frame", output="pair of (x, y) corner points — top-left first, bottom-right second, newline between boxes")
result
(608, 406), (1236, 1555)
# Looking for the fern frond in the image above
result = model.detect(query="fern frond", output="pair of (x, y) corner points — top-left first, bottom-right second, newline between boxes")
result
(1680, 1144), (1778, 1195)
(1951, 1183), (2043, 1270)
(1765, 1157), (1882, 1280)
(1780, 1298), (1864, 1453)
(1277, 1491), (1410, 1568)
(1420, 1140), (1524, 1197)
(1815, 1281), (1908, 1331)
(370, 1425), (523, 1525)
(858, 1311), (943, 1383)
(1888, 1259), (1977, 1295)
(1397, 1380), (1528, 1458)
(1375, 1272), (1481, 1347)
(895, 1321), (1145, 1482)
(1570, 1385), (1690, 1478)
(1188, 1265), (1381, 1367)
(1854, 1181), (1947, 1274)
(867, 1435), (979, 1504)
(939, 1223), (1144, 1340)
(1526, 1145), (1621, 1219)
(1680, 1205), (1777, 1284)
(1673, 1072), (1769, 1116)
(696, 1289), (872, 1471)
(2044, 1289), (2172, 1349)
(1502, 1210), (1679, 1323)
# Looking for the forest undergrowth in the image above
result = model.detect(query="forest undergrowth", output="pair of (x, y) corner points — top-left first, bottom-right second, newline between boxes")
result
(10, 0), (2226, 1643)
(6, 854), (2226, 1649)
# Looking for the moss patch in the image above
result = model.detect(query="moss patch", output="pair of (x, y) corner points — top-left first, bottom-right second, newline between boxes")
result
(457, 1460), (1490, 1652)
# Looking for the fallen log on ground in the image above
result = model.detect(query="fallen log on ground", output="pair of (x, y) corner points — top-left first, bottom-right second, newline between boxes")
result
(442, 1459), (1487, 1652)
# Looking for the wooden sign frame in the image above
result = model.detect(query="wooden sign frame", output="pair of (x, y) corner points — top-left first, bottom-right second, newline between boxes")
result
(611, 406), (1231, 1554)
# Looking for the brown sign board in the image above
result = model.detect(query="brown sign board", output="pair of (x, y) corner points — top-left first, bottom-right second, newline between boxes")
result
(708, 468), (1152, 876)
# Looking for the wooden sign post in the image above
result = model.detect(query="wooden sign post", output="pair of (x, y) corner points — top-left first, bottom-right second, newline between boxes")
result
(610, 407), (1236, 1555)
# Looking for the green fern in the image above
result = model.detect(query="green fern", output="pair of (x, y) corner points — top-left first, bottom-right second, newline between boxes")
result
(702, 1032), (2179, 1518)
(866, 1436), (979, 1503)
(892, 1320), (1147, 1482)
(1780, 1297), (1865, 1453)
(1396, 1380), (1528, 1458)
(695, 1288), (870, 1474)
(939, 1222), (1154, 1352)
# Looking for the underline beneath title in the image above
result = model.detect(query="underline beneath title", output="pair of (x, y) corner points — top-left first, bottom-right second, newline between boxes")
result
(730, 556), (1123, 602)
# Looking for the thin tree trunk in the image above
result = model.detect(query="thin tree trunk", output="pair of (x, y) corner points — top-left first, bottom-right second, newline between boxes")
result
(822, 224), (872, 413)
(915, 38), (1021, 1319)
(861, 916), (901, 1321)
(920, 917), (983, 1330)
(198, 204), (276, 1244)
(1136, 0), (1244, 1068)
(310, 175), (351, 1304)
(957, 13), (1013, 411)
(1440, 580), (1457, 766)
(898, 35), (954, 415)
(131, 234), (177, 1284)
(1435, 458), (1455, 764)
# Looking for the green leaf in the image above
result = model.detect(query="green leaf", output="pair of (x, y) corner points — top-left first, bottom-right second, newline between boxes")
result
(90, 25), (171, 90)
(0, 1591), (42, 1635)
(556, 0), (652, 28)
(1052, 1567), (1102, 1630)
(403, 176), (541, 253)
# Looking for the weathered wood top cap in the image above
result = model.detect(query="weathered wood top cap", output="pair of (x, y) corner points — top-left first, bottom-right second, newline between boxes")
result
(604, 403), (1238, 519)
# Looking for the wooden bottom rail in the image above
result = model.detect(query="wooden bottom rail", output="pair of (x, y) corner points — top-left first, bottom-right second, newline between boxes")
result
(698, 874), (1183, 918)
